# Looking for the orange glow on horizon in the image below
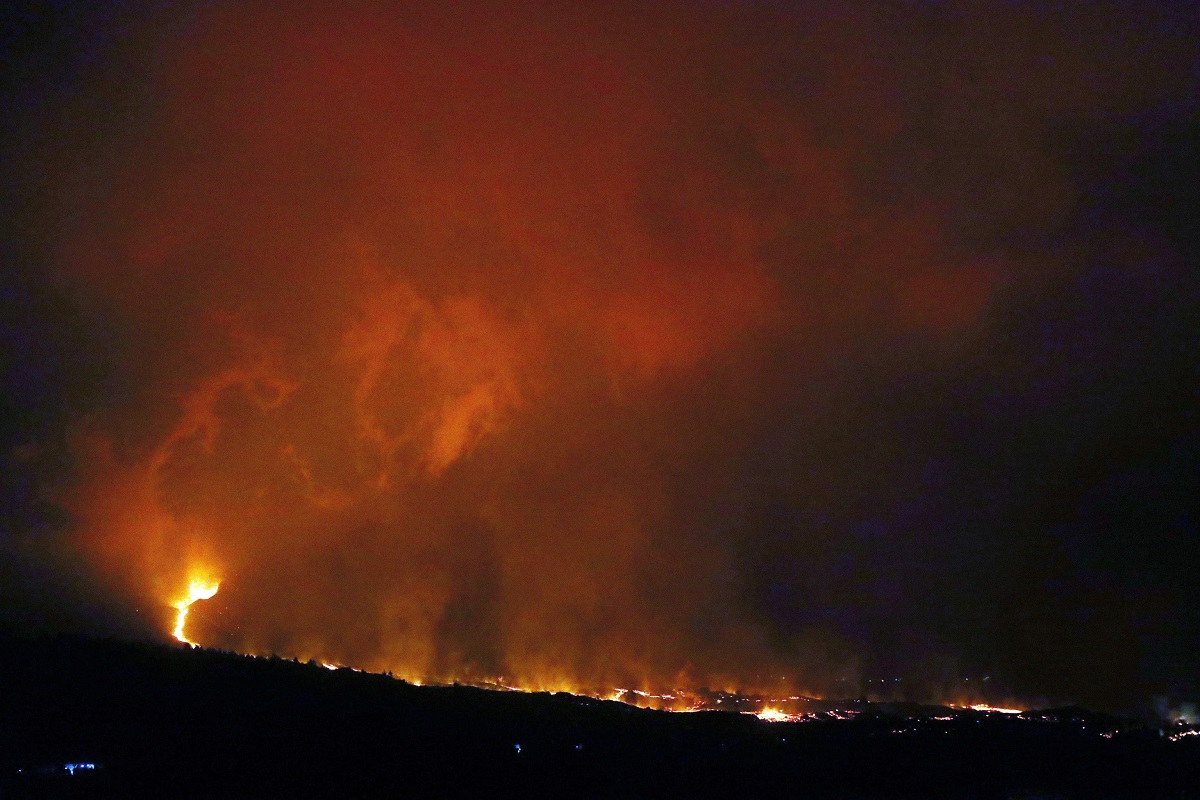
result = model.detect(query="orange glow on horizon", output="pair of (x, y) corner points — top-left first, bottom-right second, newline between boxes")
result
(165, 619), (1038, 718)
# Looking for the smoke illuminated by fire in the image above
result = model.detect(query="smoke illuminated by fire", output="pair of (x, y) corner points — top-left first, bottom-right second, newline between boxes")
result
(54, 0), (821, 700)
(7, 0), (1197, 714)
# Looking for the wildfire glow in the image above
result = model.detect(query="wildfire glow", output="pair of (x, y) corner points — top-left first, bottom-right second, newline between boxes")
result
(753, 707), (804, 723)
(964, 704), (1023, 715)
(171, 578), (220, 646)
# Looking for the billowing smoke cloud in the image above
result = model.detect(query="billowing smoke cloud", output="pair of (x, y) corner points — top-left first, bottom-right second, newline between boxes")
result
(3, 1), (1199, 711)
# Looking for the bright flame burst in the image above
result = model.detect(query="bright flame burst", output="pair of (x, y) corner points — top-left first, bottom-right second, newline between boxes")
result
(964, 704), (1023, 715)
(754, 707), (804, 723)
(172, 578), (220, 646)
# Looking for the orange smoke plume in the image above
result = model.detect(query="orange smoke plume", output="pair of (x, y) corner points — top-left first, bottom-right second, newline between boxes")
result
(44, 0), (1121, 703)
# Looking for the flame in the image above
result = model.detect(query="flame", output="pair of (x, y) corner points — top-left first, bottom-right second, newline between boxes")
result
(171, 577), (220, 646)
(754, 707), (803, 723)
(962, 704), (1023, 715)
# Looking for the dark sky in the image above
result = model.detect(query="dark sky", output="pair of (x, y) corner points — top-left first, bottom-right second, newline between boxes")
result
(2, 0), (1198, 715)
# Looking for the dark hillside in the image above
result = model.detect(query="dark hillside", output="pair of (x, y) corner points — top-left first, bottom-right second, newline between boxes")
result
(1, 634), (1196, 798)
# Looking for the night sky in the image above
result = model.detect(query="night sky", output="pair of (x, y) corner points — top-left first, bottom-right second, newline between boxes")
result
(2, 1), (1198, 715)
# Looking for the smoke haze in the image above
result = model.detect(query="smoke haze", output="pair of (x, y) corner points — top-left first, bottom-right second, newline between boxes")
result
(2, 1), (1199, 712)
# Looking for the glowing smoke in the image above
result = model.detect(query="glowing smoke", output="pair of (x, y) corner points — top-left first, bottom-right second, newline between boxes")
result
(4, 1), (1198, 709)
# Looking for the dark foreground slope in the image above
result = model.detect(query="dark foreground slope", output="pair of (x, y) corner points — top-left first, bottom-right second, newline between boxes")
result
(0, 634), (1196, 799)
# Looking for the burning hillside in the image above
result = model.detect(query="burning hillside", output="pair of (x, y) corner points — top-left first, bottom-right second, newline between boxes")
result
(2, 634), (1197, 798)
(2, 0), (1199, 717)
